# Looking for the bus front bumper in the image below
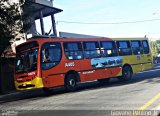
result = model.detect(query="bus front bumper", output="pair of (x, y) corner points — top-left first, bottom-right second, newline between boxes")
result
(15, 76), (44, 90)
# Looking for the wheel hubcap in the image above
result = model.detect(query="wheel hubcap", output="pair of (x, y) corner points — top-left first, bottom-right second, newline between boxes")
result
(125, 70), (130, 78)
(69, 79), (75, 87)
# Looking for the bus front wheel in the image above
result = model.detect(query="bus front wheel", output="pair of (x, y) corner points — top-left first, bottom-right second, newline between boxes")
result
(119, 66), (133, 81)
(65, 73), (77, 91)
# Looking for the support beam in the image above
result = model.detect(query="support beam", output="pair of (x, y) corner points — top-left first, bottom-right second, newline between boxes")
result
(51, 14), (57, 37)
(39, 11), (45, 35)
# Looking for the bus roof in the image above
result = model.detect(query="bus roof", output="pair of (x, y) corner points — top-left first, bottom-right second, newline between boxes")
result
(29, 37), (148, 41)
(27, 36), (148, 43)
(111, 37), (148, 41)
(17, 36), (148, 48)
(27, 37), (113, 43)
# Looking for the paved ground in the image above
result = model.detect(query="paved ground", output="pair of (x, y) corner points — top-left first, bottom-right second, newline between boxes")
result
(0, 64), (160, 116)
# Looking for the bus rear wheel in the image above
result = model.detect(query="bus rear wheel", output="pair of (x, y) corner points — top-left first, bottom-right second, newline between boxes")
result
(65, 73), (77, 91)
(119, 66), (132, 81)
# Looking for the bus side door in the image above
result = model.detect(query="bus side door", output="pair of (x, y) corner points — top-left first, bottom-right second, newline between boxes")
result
(41, 42), (64, 88)
(141, 40), (152, 71)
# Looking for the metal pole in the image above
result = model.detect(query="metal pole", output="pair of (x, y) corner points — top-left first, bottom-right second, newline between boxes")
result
(51, 14), (57, 37)
(50, 0), (57, 37)
(39, 11), (45, 35)
(0, 58), (2, 94)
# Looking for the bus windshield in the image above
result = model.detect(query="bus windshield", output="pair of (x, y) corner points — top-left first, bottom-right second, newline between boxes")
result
(15, 49), (38, 74)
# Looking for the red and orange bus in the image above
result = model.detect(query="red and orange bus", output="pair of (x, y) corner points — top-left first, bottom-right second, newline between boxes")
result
(14, 37), (153, 92)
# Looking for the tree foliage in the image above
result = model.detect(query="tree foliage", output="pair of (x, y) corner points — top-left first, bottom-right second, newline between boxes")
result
(150, 40), (160, 57)
(0, 0), (31, 56)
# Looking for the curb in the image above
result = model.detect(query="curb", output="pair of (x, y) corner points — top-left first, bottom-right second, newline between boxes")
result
(0, 91), (26, 103)
(0, 89), (45, 103)
(0, 91), (21, 99)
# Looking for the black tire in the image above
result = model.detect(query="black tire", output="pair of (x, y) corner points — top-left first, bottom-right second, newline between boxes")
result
(119, 66), (132, 81)
(98, 78), (110, 85)
(65, 73), (77, 91)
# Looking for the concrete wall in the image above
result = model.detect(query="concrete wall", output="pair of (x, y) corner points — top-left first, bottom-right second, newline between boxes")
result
(0, 58), (15, 94)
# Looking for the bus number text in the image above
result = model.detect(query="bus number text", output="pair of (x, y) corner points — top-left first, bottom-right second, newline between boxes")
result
(65, 62), (75, 67)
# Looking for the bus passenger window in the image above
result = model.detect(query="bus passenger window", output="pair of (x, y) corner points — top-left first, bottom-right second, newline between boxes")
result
(117, 41), (132, 56)
(100, 41), (118, 57)
(142, 40), (149, 54)
(64, 42), (83, 60)
(83, 42), (101, 59)
(131, 40), (143, 55)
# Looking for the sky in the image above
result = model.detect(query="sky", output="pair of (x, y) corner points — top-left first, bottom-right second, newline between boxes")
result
(36, 0), (160, 39)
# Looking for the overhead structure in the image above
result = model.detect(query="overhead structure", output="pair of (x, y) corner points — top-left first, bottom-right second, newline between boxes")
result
(23, 0), (62, 37)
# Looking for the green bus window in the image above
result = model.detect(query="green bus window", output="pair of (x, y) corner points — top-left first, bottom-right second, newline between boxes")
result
(142, 40), (149, 54)
(117, 41), (132, 56)
(131, 40), (143, 55)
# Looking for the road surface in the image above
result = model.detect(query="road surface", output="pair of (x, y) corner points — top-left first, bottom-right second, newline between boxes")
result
(0, 64), (160, 116)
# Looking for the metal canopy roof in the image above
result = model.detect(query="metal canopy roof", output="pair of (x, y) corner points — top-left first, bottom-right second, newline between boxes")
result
(23, 1), (63, 19)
